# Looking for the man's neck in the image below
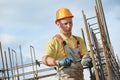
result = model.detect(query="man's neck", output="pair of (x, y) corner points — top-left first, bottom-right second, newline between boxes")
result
(62, 32), (71, 38)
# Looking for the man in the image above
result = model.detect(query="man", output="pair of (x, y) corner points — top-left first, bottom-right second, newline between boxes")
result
(42, 8), (93, 80)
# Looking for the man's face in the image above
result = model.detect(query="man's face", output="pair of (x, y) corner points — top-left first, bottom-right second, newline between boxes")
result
(57, 17), (73, 34)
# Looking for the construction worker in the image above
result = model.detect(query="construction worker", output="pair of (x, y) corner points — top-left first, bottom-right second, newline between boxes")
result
(42, 7), (93, 80)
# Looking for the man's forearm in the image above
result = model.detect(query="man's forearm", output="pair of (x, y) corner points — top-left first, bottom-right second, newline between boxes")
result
(42, 55), (58, 66)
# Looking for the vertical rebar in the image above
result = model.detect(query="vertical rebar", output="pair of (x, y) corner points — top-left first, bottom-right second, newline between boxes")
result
(19, 45), (25, 79)
(116, 54), (120, 78)
(81, 28), (94, 79)
(95, 6), (111, 80)
(11, 50), (15, 80)
(8, 48), (14, 80)
(81, 28), (87, 47)
(0, 42), (6, 79)
(12, 49), (19, 80)
(30, 45), (38, 79)
(30, 45), (36, 79)
(116, 54), (120, 67)
(92, 30), (106, 80)
(4, 51), (10, 80)
(95, 1), (120, 79)
(82, 10), (100, 80)
(95, 0), (111, 54)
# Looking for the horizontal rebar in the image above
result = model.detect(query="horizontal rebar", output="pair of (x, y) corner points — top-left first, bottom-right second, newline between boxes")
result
(87, 16), (96, 20)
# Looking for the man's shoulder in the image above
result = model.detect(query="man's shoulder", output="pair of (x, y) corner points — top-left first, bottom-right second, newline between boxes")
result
(48, 35), (60, 43)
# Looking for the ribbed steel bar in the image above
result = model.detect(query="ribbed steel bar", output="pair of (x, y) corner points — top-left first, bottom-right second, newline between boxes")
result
(30, 45), (38, 78)
(82, 10), (100, 80)
(81, 28), (87, 47)
(11, 50), (15, 80)
(12, 49), (20, 80)
(91, 29), (106, 80)
(95, 6), (111, 80)
(4, 51), (10, 80)
(95, 0), (111, 46)
(19, 45), (25, 79)
(24, 73), (57, 80)
(30, 45), (36, 79)
(0, 42), (6, 78)
(8, 48), (14, 80)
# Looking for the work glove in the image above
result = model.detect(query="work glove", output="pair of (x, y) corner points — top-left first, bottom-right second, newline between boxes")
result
(84, 57), (93, 68)
(58, 57), (73, 67)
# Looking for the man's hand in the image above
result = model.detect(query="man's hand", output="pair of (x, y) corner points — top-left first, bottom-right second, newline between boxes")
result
(58, 57), (73, 67)
(83, 58), (93, 68)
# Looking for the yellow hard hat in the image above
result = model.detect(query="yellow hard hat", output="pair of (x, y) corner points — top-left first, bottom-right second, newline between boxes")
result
(55, 8), (73, 23)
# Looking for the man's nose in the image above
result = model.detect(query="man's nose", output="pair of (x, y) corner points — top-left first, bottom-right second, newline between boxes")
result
(67, 23), (72, 27)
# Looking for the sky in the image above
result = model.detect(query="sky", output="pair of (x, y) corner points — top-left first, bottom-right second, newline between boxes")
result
(0, 0), (120, 80)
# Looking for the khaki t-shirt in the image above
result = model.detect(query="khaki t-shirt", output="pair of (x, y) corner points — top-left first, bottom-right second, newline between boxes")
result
(43, 33), (88, 60)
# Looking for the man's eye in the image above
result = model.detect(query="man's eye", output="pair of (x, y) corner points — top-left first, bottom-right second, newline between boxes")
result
(69, 22), (72, 24)
(64, 23), (68, 25)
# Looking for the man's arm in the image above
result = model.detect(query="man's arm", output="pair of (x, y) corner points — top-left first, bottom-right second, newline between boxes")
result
(42, 55), (58, 66)
(42, 55), (73, 67)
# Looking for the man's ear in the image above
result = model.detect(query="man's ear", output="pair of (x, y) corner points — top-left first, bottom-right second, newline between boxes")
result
(56, 21), (60, 27)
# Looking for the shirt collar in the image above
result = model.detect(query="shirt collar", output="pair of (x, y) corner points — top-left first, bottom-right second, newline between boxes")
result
(59, 33), (73, 40)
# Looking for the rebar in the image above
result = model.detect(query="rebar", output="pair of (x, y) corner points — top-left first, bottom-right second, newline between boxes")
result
(19, 45), (25, 79)
(0, 42), (6, 78)
(0, 0), (120, 80)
